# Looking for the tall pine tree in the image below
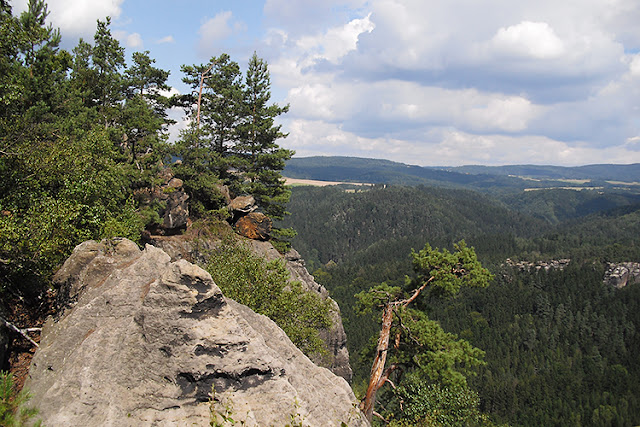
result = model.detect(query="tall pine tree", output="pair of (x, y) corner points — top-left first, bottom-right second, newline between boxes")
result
(236, 52), (293, 220)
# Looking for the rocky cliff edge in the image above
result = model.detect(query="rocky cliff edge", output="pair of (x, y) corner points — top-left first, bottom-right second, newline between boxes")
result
(25, 238), (367, 426)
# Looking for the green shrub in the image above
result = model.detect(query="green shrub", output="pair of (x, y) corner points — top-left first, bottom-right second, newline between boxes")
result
(205, 238), (332, 357)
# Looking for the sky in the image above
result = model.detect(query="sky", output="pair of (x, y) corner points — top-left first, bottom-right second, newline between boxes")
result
(10, 0), (640, 167)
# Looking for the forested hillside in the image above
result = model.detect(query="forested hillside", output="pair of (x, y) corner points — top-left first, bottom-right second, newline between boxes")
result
(280, 184), (640, 426)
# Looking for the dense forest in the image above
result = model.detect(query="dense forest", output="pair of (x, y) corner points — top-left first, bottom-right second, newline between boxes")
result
(280, 184), (640, 426)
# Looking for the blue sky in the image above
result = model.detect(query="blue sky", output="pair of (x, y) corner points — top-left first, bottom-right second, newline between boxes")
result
(11, 0), (640, 166)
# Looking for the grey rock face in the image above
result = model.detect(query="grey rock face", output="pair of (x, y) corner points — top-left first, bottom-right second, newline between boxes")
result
(604, 262), (640, 288)
(505, 258), (571, 272)
(26, 239), (367, 426)
(229, 195), (257, 215)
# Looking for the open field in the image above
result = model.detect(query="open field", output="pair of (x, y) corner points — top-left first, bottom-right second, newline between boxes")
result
(285, 177), (372, 187)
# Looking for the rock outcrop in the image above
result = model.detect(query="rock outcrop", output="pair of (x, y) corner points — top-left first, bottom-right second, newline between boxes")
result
(604, 262), (640, 288)
(152, 233), (354, 382)
(505, 258), (571, 272)
(25, 238), (367, 426)
(235, 212), (272, 240)
(136, 169), (189, 235)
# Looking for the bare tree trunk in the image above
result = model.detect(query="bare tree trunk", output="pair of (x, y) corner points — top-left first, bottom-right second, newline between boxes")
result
(1, 316), (40, 348)
(362, 303), (394, 422)
(196, 63), (214, 132)
(361, 277), (433, 422)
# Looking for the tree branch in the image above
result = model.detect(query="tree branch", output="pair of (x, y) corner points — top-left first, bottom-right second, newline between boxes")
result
(1, 316), (40, 348)
(372, 411), (387, 423)
(401, 275), (435, 307)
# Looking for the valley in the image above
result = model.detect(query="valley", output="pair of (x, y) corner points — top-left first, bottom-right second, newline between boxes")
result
(280, 156), (640, 426)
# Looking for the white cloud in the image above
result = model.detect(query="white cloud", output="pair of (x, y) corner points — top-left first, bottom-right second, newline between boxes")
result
(13, 0), (124, 40)
(157, 35), (175, 44)
(114, 30), (143, 49)
(298, 13), (374, 63)
(283, 119), (640, 167)
(629, 55), (640, 77)
(490, 21), (564, 59)
(264, 0), (640, 165)
(198, 11), (246, 57)
(286, 80), (541, 134)
(200, 11), (234, 42)
(263, 0), (368, 36)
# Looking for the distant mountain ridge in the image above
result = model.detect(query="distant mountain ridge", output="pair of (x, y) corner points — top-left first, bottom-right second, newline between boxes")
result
(284, 156), (640, 193)
(442, 163), (640, 182)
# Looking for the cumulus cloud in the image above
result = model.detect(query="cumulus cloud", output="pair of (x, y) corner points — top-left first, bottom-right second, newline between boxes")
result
(296, 13), (374, 63)
(13, 0), (124, 40)
(157, 35), (175, 44)
(490, 21), (564, 59)
(263, 0), (640, 165)
(286, 80), (541, 135)
(283, 119), (640, 166)
(198, 11), (246, 57)
(114, 30), (143, 49)
(263, 0), (368, 36)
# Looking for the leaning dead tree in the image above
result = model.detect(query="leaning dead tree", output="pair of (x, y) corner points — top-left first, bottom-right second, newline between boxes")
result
(1, 316), (40, 348)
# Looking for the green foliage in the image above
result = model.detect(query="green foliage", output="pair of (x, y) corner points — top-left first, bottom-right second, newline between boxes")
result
(389, 382), (486, 427)
(205, 239), (332, 357)
(236, 52), (293, 220)
(285, 184), (640, 425)
(0, 129), (143, 295)
(269, 226), (297, 254)
(0, 5), (171, 300)
(172, 162), (229, 217)
(175, 52), (292, 221)
(0, 371), (40, 427)
(357, 242), (491, 424)
(284, 156), (640, 195)
(411, 241), (494, 299)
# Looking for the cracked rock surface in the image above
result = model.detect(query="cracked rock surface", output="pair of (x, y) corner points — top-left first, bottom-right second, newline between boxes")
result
(25, 238), (367, 426)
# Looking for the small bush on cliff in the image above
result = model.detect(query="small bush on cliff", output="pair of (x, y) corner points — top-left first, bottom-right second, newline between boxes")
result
(205, 238), (332, 357)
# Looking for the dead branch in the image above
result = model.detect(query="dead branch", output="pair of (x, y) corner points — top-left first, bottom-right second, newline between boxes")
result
(196, 62), (215, 130)
(1, 316), (40, 348)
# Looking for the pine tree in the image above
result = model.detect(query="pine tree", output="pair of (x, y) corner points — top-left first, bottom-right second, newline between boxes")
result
(122, 50), (173, 172)
(356, 241), (492, 423)
(236, 52), (293, 220)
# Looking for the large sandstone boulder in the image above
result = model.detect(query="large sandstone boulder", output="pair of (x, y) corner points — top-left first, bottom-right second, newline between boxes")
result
(152, 233), (354, 382)
(25, 238), (367, 426)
